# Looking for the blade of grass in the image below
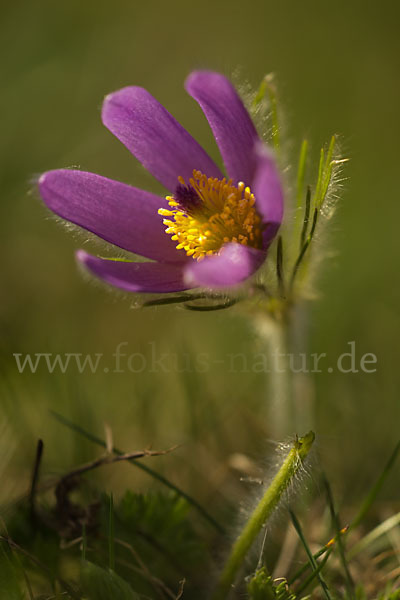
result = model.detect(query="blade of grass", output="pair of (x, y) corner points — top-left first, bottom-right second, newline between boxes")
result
(323, 476), (355, 598)
(29, 439), (43, 520)
(349, 512), (400, 560)
(292, 440), (400, 587)
(296, 139), (308, 210)
(289, 510), (333, 600)
(49, 411), (225, 534)
(294, 548), (333, 596)
(109, 493), (115, 571)
(288, 527), (348, 585)
(350, 439), (400, 531)
(300, 186), (311, 248)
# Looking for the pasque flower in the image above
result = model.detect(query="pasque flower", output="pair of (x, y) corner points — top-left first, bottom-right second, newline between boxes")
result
(39, 71), (284, 293)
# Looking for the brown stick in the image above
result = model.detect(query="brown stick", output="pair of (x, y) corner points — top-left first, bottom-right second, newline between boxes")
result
(57, 445), (178, 484)
(29, 439), (44, 519)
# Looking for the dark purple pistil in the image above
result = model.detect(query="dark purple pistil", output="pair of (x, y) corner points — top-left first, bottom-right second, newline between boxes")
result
(174, 183), (202, 213)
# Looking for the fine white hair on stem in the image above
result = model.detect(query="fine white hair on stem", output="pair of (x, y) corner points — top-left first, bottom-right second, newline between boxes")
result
(211, 433), (315, 596)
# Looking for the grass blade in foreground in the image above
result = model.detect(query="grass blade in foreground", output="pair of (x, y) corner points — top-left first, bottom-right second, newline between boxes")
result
(289, 510), (333, 600)
(350, 439), (400, 532)
(323, 476), (355, 598)
(294, 548), (332, 596)
(288, 439), (400, 587)
(212, 431), (315, 600)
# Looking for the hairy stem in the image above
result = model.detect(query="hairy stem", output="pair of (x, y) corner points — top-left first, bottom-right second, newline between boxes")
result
(212, 431), (315, 600)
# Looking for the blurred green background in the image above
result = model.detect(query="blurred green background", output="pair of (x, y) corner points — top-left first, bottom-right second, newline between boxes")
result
(1, 0), (399, 510)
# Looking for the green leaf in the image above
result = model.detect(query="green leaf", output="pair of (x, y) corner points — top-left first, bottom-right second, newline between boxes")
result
(247, 567), (276, 600)
(116, 490), (205, 569)
(81, 561), (139, 600)
(247, 568), (298, 600)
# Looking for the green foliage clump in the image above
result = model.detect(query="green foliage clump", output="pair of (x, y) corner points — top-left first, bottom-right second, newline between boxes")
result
(116, 490), (205, 569)
(81, 561), (140, 600)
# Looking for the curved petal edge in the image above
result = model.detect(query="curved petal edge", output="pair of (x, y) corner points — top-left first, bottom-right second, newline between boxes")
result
(185, 70), (260, 185)
(183, 243), (265, 290)
(77, 250), (191, 293)
(102, 86), (222, 191)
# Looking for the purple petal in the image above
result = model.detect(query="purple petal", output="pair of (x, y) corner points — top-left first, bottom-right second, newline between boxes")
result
(102, 86), (222, 191)
(184, 243), (265, 289)
(77, 251), (190, 293)
(185, 71), (260, 185)
(39, 169), (185, 264)
(252, 144), (284, 248)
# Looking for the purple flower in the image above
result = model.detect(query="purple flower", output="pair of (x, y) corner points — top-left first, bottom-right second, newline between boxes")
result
(39, 71), (284, 294)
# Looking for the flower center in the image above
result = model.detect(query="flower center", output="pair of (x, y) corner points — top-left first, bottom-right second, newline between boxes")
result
(158, 170), (263, 261)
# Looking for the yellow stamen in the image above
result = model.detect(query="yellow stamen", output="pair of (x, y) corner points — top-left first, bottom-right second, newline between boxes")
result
(158, 208), (175, 217)
(158, 170), (263, 261)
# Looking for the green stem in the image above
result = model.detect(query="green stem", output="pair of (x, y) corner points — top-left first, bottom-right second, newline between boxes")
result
(212, 432), (315, 600)
(257, 317), (293, 438)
